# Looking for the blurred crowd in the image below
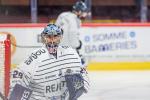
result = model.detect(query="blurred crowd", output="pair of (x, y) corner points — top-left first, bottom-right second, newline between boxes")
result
(0, 2), (149, 23)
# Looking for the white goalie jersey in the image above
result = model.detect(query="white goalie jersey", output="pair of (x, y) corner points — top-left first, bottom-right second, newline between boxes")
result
(9, 46), (90, 100)
(55, 12), (81, 49)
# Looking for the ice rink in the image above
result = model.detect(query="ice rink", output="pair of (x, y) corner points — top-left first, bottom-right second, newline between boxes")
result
(79, 71), (150, 100)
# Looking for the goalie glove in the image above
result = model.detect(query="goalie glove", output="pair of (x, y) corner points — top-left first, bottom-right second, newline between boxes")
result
(65, 69), (89, 100)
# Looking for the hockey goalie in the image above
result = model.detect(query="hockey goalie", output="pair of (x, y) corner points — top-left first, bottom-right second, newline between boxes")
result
(8, 24), (90, 100)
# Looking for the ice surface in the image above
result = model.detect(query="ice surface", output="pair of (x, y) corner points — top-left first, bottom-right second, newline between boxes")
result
(79, 71), (150, 100)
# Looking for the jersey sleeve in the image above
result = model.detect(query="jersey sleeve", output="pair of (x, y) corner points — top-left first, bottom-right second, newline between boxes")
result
(8, 54), (36, 98)
(74, 47), (90, 92)
(65, 47), (90, 94)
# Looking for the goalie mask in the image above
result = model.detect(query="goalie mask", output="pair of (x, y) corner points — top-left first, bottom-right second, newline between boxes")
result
(41, 24), (63, 55)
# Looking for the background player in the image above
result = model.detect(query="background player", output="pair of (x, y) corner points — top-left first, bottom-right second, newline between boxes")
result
(8, 24), (89, 100)
(55, 1), (89, 68)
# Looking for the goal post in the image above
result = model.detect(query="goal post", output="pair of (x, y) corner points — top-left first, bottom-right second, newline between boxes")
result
(0, 33), (11, 97)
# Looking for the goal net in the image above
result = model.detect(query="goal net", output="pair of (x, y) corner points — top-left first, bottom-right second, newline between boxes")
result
(0, 34), (11, 97)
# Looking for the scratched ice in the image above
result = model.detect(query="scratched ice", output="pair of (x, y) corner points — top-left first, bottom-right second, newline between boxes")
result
(79, 71), (150, 100)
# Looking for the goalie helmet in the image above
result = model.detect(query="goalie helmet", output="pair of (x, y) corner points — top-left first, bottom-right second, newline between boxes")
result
(72, 1), (88, 18)
(41, 24), (63, 55)
(72, 1), (88, 13)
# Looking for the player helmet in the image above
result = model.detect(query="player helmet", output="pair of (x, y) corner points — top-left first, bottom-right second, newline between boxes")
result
(72, 1), (88, 13)
(41, 24), (63, 55)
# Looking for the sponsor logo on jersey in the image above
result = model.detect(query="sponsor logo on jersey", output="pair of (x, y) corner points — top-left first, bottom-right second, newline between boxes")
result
(45, 75), (56, 79)
(24, 49), (46, 65)
(62, 46), (69, 49)
(45, 81), (66, 93)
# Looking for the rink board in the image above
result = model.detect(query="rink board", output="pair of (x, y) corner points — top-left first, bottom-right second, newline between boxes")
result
(87, 62), (150, 70)
(0, 23), (150, 70)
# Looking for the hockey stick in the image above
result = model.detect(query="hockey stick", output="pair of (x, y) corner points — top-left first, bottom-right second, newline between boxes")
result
(0, 91), (7, 100)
